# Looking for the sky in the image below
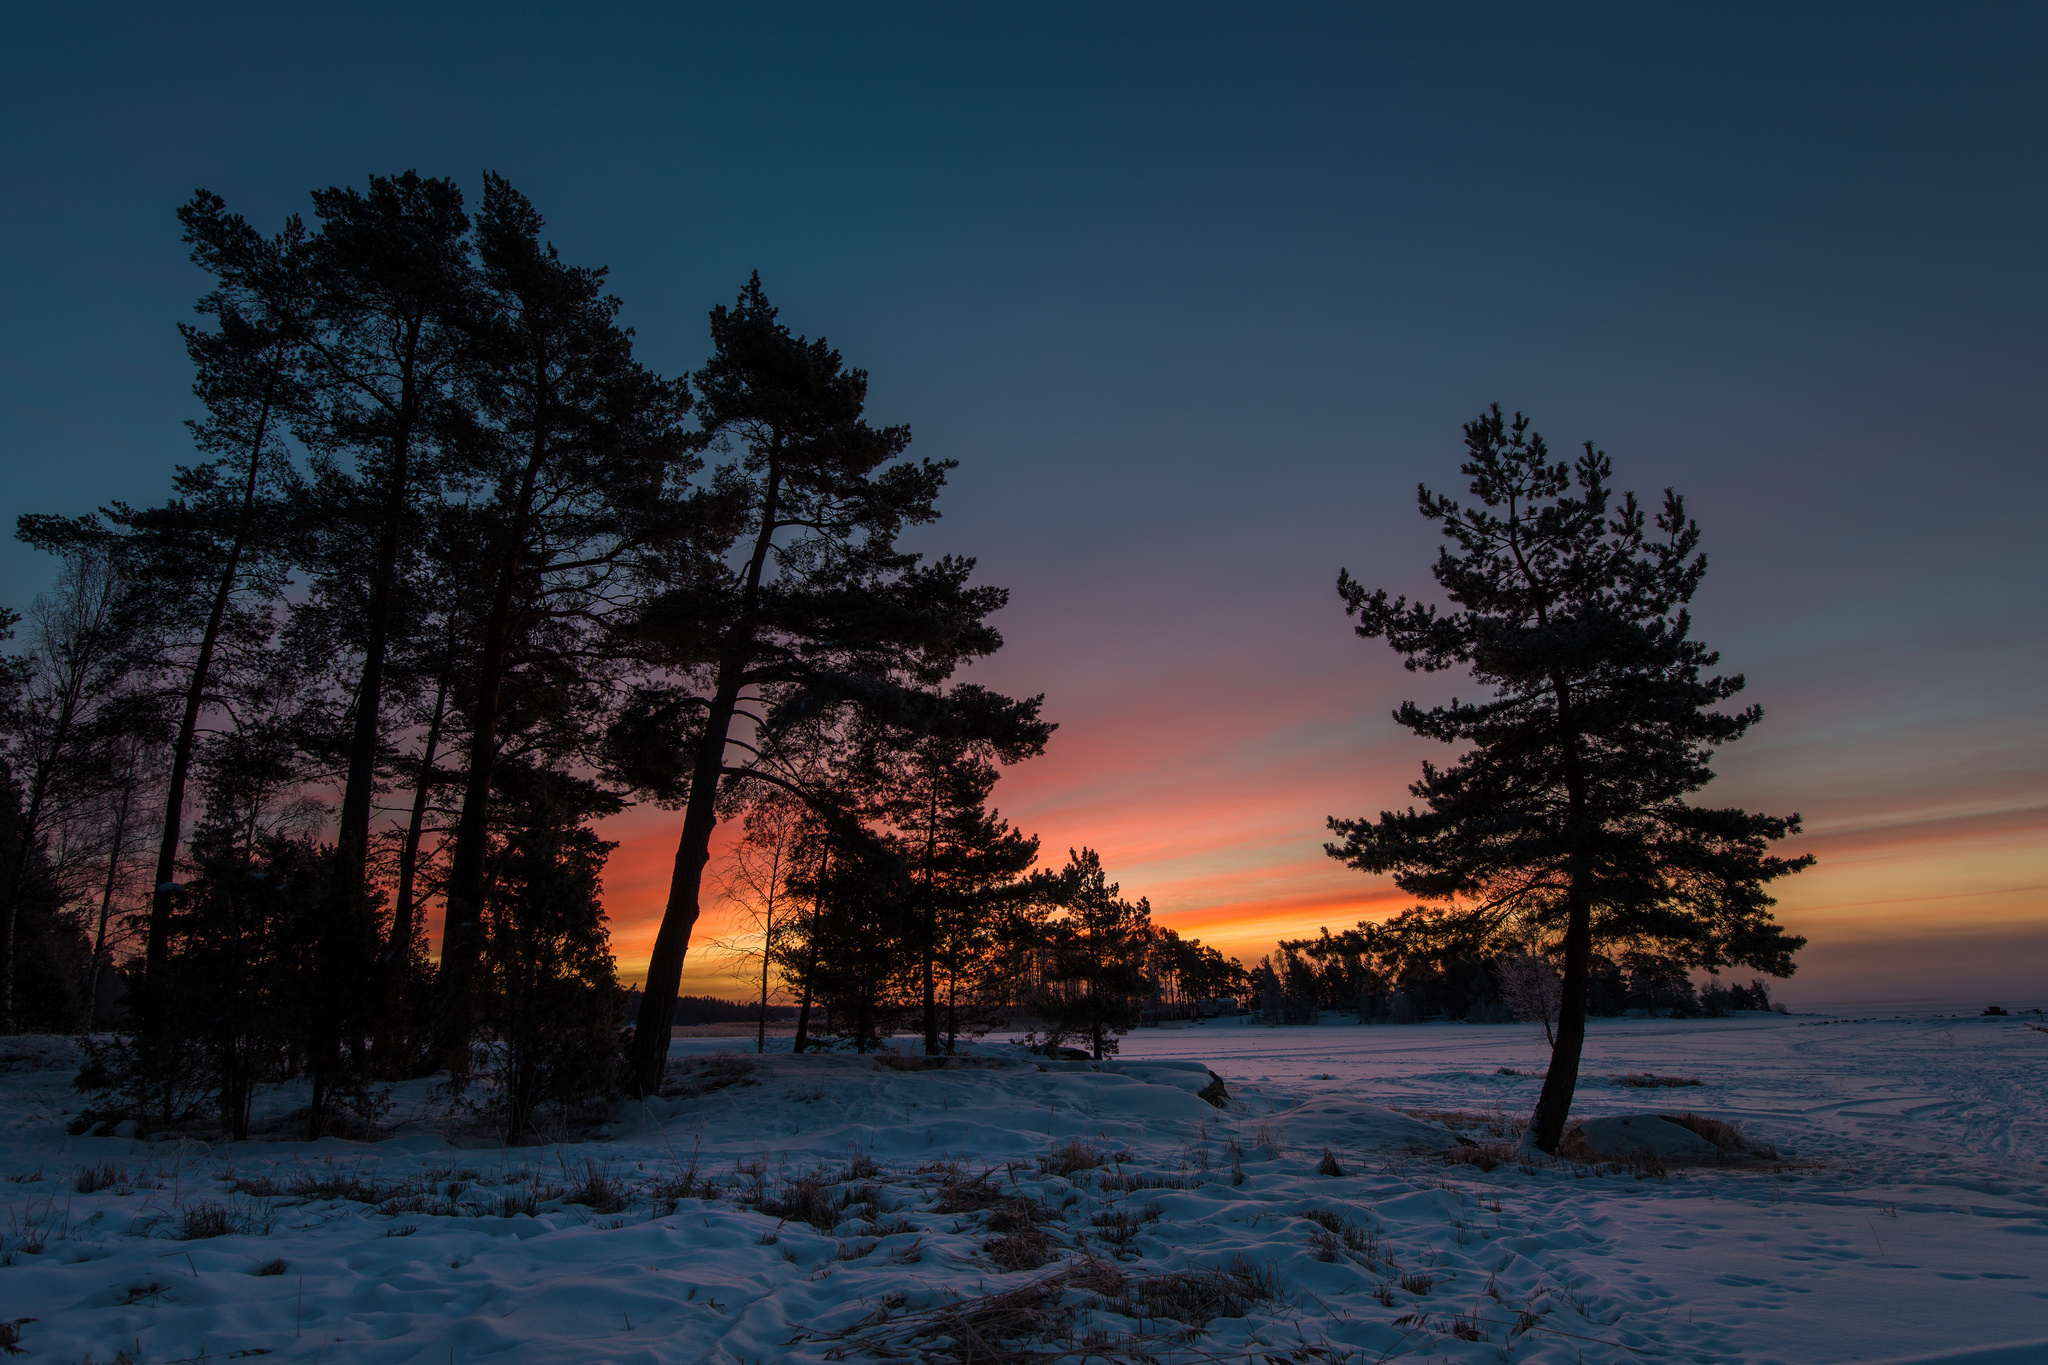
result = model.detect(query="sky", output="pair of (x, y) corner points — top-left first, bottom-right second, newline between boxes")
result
(2, 4), (2042, 1009)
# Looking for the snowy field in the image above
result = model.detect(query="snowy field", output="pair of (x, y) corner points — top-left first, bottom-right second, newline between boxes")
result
(0, 1012), (2043, 1364)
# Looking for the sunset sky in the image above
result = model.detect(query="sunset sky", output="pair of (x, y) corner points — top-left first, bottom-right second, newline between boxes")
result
(3, 6), (2041, 1009)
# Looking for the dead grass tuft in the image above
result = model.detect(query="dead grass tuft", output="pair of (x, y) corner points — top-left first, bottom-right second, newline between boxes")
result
(1316, 1148), (1345, 1177)
(1614, 1073), (1703, 1088)
(1038, 1139), (1103, 1178)
(932, 1168), (1010, 1215)
(985, 1197), (1055, 1232)
(74, 1162), (125, 1194)
(178, 1201), (270, 1240)
(760, 1169), (839, 1230)
(1101, 1258), (1278, 1328)
(984, 1222), (1063, 1271)
(1087, 1202), (1161, 1249)
(1443, 1139), (1519, 1172)
(567, 1159), (627, 1214)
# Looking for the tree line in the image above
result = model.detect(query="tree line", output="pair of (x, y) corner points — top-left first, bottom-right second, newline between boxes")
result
(1, 176), (1813, 1158)
(0, 170), (1248, 1141)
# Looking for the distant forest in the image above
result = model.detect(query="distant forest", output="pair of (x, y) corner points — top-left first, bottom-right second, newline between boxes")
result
(0, 174), (1809, 1155)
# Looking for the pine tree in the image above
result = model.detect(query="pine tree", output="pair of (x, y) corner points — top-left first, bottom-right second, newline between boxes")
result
(1328, 406), (1811, 1153)
(618, 277), (1018, 1093)
(868, 686), (1048, 1054)
(20, 194), (310, 1040)
(429, 174), (697, 1065)
(296, 173), (474, 927)
(1031, 849), (1154, 1060)
(474, 770), (625, 1139)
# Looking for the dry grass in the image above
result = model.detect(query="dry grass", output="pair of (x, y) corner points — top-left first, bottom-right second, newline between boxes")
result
(984, 1222), (1063, 1271)
(177, 1201), (271, 1240)
(1087, 1202), (1161, 1250)
(759, 1169), (839, 1230)
(1103, 1259), (1279, 1328)
(1398, 1106), (1521, 1140)
(1614, 1073), (1703, 1088)
(1094, 1170), (1187, 1194)
(1038, 1140), (1103, 1178)
(1296, 1208), (1390, 1269)
(74, 1162), (125, 1194)
(985, 1197), (1055, 1232)
(1442, 1139), (1522, 1173)
(0, 1317), (31, 1356)
(825, 1254), (1280, 1363)
(1316, 1148), (1345, 1177)
(932, 1168), (1010, 1215)
(660, 1051), (760, 1100)
(497, 1188), (540, 1218)
(566, 1159), (627, 1214)
(1662, 1112), (1780, 1160)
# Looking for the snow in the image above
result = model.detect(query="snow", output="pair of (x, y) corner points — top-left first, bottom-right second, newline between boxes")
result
(0, 1011), (2043, 1363)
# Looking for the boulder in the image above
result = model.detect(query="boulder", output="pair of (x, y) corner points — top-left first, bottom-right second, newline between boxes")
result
(1575, 1114), (1716, 1161)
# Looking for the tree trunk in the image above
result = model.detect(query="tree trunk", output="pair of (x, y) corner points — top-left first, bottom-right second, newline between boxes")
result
(390, 673), (449, 960)
(626, 466), (783, 1094)
(792, 973), (815, 1055)
(332, 417), (414, 902)
(318, 341), (420, 1134)
(626, 667), (744, 1091)
(1527, 666), (1592, 1154)
(756, 899), (773, 1057)
(436, 433), (548, 1067)
(86, 761), (138, 1029)
(1528, 879), (1592, 1152)
(144, 381), (274, 1039)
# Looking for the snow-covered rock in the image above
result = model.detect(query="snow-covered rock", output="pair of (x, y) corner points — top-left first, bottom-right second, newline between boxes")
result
(1575, 1112), (1717, 1160)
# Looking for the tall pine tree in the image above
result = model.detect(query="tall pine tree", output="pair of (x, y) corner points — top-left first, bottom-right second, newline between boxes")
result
(1328, 407), (1810, 1153)
(618, 277), (1020, 1093)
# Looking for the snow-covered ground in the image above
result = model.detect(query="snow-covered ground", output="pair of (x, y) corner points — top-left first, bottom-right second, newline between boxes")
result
(1, 1011), (2043, 1364)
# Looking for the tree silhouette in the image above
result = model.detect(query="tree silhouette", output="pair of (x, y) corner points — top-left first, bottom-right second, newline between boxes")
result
(1328, 407), (1811, 1153)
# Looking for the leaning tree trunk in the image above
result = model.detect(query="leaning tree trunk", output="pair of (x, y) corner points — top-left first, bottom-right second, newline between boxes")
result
(1526, 675), (1593, 1155)
(626, 664), (747, 1092)
(143, 376), (275, 1041)
(1527, 874), (1593, 1153)
(626, 468), (783, 1094)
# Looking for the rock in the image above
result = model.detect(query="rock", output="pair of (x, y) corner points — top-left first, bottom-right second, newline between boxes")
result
(1272, 1099), (1462, 1152)
(1575, 1114), (1715, 1161)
